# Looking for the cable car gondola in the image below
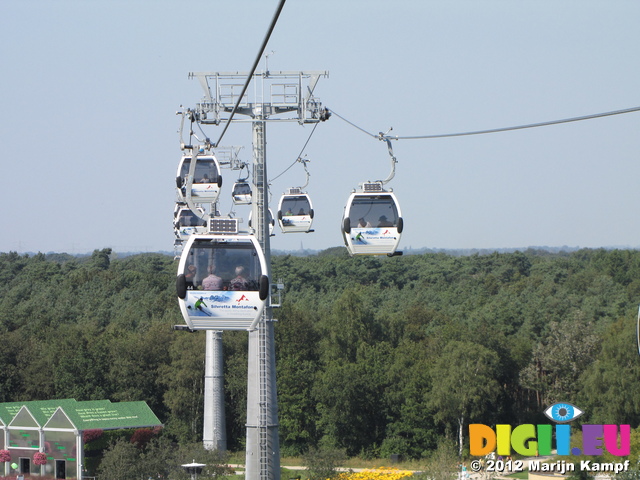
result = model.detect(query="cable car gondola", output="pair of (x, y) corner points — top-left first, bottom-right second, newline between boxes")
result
(276, 157), (314, 233)
(176, 232), (269, 331)
(277, 188), (314, 233)
(248, 208), (276, 236)
(341, 182), (403, 256)
(173, 203), (208, 242)
(176, 151), (223, 204)
(232, 181), (252, 205)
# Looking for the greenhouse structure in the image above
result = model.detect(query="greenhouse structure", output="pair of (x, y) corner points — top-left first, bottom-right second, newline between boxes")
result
(0, 399), (162, 479)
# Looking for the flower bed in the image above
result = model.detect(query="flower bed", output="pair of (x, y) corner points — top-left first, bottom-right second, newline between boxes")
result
(335, 467), (414, 480)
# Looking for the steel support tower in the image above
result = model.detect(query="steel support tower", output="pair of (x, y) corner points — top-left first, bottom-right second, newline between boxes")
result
(245, 113), (280, 478)
(188, 70), (329, 480)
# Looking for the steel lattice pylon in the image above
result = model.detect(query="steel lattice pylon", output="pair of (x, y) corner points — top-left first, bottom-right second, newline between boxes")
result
(183, 70), (328, 480)
(245, 116), (281, 480)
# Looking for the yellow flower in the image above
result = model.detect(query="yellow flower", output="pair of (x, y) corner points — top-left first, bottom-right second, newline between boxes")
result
(334, 467), (413, 480)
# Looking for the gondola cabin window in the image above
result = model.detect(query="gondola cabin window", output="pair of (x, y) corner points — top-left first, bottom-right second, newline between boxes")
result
(177, 210), (206, 227)
(182, 239), (261, 292)
(277, 194), (314, 233)
(347, 195), (399, 228)
(280, 195), (311, 216)
(180, 157), (220, 184)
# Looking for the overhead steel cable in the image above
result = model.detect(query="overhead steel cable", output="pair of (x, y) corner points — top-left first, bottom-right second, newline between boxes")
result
(328, 105), (640, 141)
(213, 0), (287, 148)
(328, 108), (379, 139)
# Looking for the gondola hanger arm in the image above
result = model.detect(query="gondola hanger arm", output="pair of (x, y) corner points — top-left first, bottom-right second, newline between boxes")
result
(183, 146), (210, 222)
(377, 128), (398, 185)
(297, 156), (311, 191)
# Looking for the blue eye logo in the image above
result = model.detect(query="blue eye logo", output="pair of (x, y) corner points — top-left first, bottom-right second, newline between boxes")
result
(544, 403), (584, 423)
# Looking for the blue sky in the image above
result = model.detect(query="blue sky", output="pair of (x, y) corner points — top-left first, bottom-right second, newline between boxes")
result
(2, 0), (640, 254)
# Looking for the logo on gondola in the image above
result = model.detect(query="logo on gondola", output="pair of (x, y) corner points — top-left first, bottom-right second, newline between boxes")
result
(382, 229), (391, 235)
(197, 293), (231, 303)
(236, 295), (249, 303)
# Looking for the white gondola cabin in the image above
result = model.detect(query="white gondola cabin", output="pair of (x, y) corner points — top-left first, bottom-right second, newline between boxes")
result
(341, 182), (403, 256)
(277, 188), (314, 233)
(176, 230), (269, 331)
(176, 153), (223, 204)
(232, 181), (252, 205)
(248, 208), (276, 236)
(173, 204), (208, 242)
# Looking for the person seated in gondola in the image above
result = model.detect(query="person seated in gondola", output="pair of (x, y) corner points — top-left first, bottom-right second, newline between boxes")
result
(297, 208), (306, 215)
(185, 264), (197, 289)
(199, 174), (211, 183)
(202, 265), (223, 290)
(377, 215), (394, 227)
(284, 208), (294, 216)
(229, 266), (251, 290)
(358, 217), (371, 228)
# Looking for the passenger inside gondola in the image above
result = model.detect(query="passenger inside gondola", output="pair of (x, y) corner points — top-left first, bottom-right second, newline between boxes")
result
(348, 195), (398, 228)
(377, 215), (394, 227)
(185, 265), (197, 289)
(358, 217), (371, 228)
(281, 196), (310, 216)
(183, 239), (262, 292)
(202, 265), (223, 290)
(230, 266), (251, 290)
(180, 158), (219, 185)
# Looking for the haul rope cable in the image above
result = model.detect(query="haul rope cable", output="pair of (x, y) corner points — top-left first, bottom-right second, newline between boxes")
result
(328, 105), (640, 141)
(213, 0), (287, 148)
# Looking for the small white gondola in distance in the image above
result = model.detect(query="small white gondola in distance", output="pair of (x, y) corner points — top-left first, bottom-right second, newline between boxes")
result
(341, 182), (403, 256)
(176, 151), (223, 204)
(232, 181), (252, 205)
(176, 229), (269, 331)
(277, 188), (314, 233)
(173, 203), (208, 242)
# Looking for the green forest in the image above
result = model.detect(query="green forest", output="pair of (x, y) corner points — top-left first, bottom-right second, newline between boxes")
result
(1, 246), (640, 461)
